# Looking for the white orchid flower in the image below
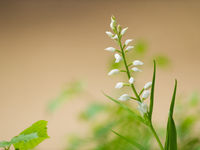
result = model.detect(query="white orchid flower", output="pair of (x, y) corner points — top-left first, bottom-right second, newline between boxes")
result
(142, 90), (150, 100)
(105, 47), (116, 52)
(144, 82), (152, 90)
(138, 102), (148, 116)
(108, 69), (120, 76)
(118, 94), (130, 101)
(115, 82), (124, 89)
(112, 34), (118, 40)
(125, 39), (133, 46)
(105, 31), (114, 38)
(121, 27), (128, 35)
(132, 67), (142, 72)
(133, 60), (144, 66)
(129, 77), (135, 84)
(114, 53), (122, 63)
(125, 46), (134, 51)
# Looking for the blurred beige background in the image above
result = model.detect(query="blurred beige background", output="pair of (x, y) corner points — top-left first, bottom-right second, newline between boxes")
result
(0, 0), (200, 149)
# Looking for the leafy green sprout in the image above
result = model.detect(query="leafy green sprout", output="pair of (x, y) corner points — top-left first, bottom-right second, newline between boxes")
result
(104, 16), (178, 150)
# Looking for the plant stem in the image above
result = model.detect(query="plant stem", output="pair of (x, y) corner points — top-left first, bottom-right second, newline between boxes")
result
(117, 33), (164, 150)
(118, 36), (141, 102)
(149, 123), (164, 150)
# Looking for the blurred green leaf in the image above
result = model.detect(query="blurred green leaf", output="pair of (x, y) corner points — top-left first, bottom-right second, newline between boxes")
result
(153, 55), (170, 68)
(189, 92), (200, 106)
(14, 120), (49, 150)
(112, 130), (145, 150)
(94, 121), (116, 139)
(80, 103), (106, 120)
(67, 135), (85, 150)
(103, 93), (145, 124)
(134, 40), (148, 54)
(47, 80), (85, 113)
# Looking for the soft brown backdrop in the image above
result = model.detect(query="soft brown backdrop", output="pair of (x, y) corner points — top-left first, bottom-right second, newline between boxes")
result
(0, 0), (200, 149)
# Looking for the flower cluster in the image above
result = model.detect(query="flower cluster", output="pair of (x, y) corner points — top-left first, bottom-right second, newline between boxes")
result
(105, 16), (152, 117)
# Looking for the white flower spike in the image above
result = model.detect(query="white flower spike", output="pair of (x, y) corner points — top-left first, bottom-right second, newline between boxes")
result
(108, 69), (120, 76)
(144, 81), (152, 90)
(115, 82), (124, 89)
(132, 67), (142, 72)
(129, 77), (135, 84)
(118, 94), (130, 101)
(105, 47), (116, 52)
(142, 90), (150, 100)
(114, 53), (122, 63)
(105, 31), (113, 38)
(125, 39), (133, 46)
(138, 102), (148, 116)
(121, 27), (128, 35)
(125, 46), (134, 51)
(133, 60), (144, 66)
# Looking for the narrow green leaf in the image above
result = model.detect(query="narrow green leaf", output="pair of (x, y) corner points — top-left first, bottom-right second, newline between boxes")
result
(112, 130), (145, 150)
(149, 60), (156, 120)
(164, 80), (178, 150)
(169, 80), (177, 116)
(14, 120), (49, 150)
(103, 93), (145, 124)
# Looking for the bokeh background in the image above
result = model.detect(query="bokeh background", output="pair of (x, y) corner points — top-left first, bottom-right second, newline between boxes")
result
(0, 0), (200, 149)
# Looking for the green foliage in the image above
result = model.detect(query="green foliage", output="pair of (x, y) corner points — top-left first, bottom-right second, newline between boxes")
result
(0, 120), (49, 150)
(80, 103), (106, 120)
(134, 40), (148, 54)
(103, 93), (145, 124)
(153, 55), (170, 68)
(164, 80), (178, 150)
(14, 120), (49, 150)
(47, 80), (85, 113)
(112, 130), (145, 150)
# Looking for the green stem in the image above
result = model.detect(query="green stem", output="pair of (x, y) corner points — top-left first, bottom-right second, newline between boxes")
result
(149, 123), (164, 150)
(118, 35), (141, 102)
(117, 32), (164, 150)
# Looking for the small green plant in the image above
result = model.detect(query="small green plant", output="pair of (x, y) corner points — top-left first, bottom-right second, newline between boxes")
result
(0, 120), (49, 150)
(104, 16), (178, 150)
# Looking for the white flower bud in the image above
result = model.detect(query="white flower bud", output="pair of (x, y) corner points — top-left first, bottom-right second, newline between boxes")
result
(115, 82), (124, 89)
(125, 46), (134, 51)
(133, 60), (144, 66)
(129, 77), (135, 84)
(105, 31), (114, 38)
(131, 67), (142, 72)
(121, 27), (128, 35)
(125, 39), (133, 46)
(118, 94), (130, 101)
(112, 34), (118, 40)
(144, 82), (152, 90)
(108, 69), (120, 76)
(138, 102), (148, 116)
(114, 53), (122, 63)
(142, 90), (150, 100)
(105, 47), (116, 52)
(110, 16), (116, 29)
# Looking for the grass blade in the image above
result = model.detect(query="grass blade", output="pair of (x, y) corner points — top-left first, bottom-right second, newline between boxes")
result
(164, 80), (178, 150)
(103, 93), (145, 124)
(112, 130), (146, 150)
(149, 60), (156, 120)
